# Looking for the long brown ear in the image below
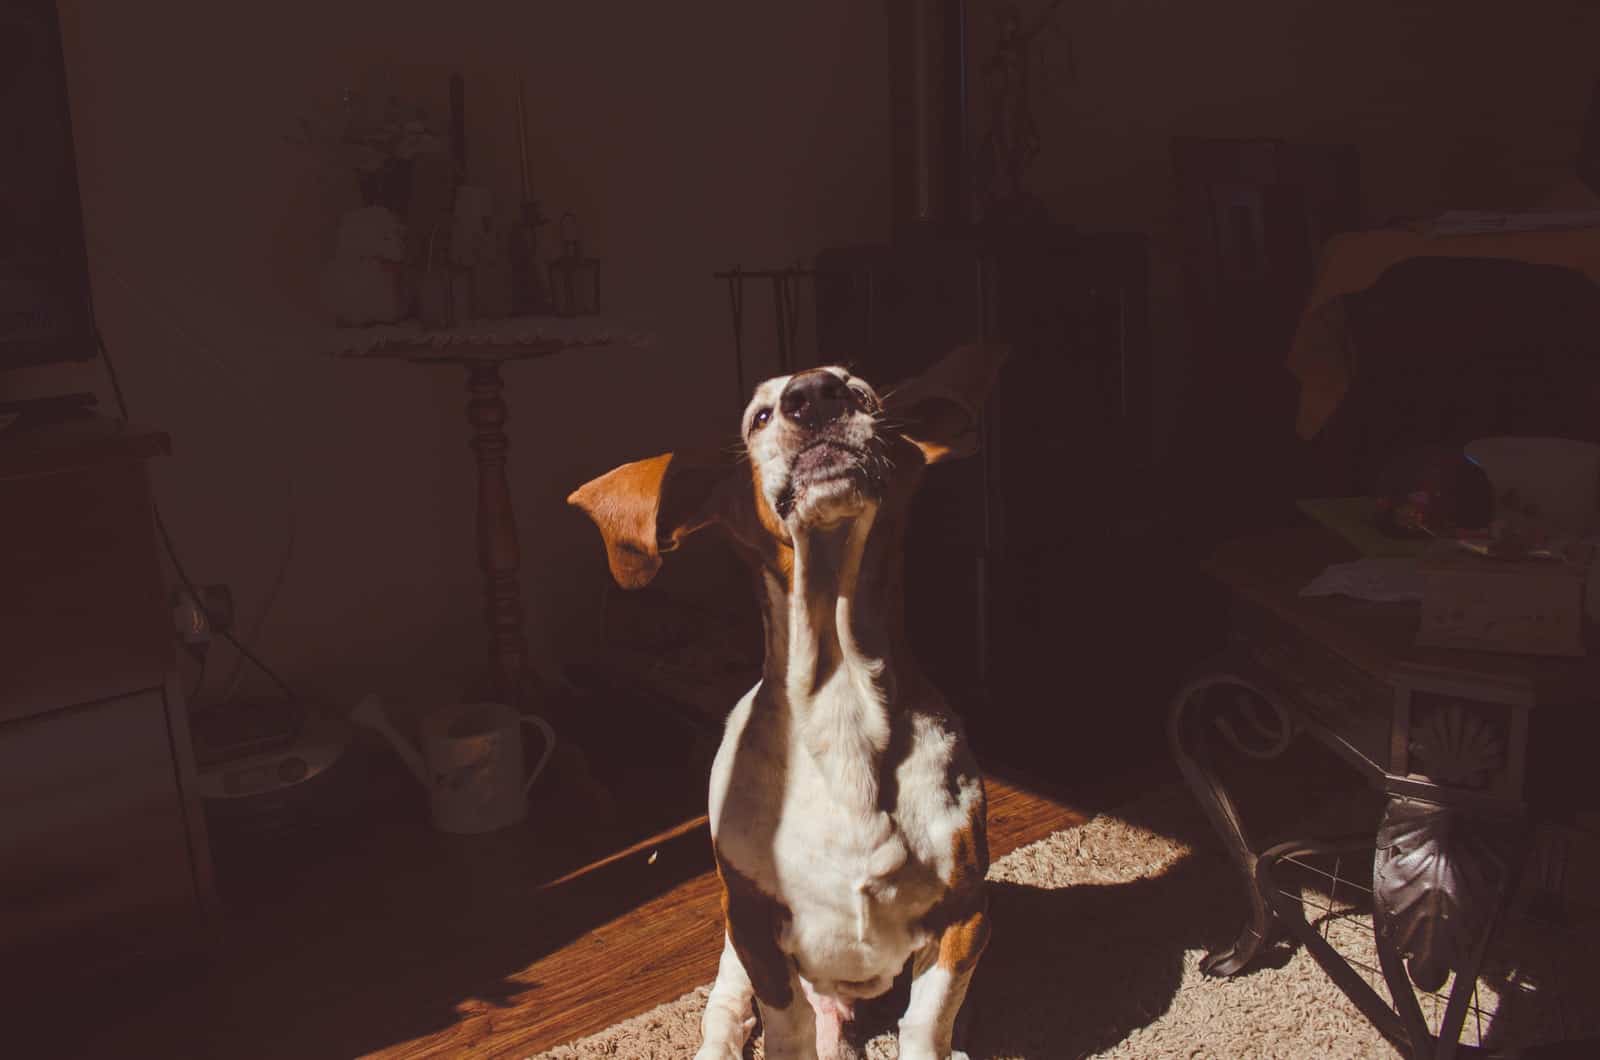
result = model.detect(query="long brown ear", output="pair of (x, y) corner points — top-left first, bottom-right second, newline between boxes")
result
(886, 342), (1010, 464)
(567, 450), (736, 589)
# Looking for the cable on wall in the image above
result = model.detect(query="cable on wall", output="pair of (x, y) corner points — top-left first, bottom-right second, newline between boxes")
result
(94, 326), (299, 706)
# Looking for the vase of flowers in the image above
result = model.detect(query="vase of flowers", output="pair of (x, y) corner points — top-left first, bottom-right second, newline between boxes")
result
(292, 90), (446, 324)
(290, 89), (445, 214)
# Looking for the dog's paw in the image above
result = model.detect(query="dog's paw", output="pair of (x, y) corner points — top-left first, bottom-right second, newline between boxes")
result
(694, 1011), (756, 1060)
(694, 1015), (757, 1060)
(897, 1048), (967, 1060)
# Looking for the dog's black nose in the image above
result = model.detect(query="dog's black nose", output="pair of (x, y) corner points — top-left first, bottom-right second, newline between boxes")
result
(780, 371), (850, 430)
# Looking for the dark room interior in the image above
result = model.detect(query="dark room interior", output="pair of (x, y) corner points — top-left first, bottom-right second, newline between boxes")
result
(5, 1), (1600, 1057)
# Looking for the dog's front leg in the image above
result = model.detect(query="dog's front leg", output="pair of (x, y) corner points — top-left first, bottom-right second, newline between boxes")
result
(898, 900), (990, 1060)
(756, 968), (820, 1060)
(696, 932), (819, 1060)
(712, 865), (818, 1059)
(708, 938), (816, 1060)
(696, 934), (757, 1060)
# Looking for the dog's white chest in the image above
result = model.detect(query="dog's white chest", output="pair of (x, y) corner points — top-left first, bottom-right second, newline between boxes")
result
(710, 685), (974, 995)
(771, 790), (935, 989)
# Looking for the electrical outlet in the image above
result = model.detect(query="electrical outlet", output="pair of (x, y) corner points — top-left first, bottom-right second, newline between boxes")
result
(171, 584), (235, 643)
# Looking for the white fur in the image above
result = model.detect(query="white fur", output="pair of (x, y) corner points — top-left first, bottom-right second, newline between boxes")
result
(697, 369), (985, 1060)
(699, 935), (759, 1059)
(900, 957), (973, 1060)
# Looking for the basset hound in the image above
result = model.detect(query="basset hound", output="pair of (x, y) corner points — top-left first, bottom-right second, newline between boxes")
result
(569, 342), (1007, 1059)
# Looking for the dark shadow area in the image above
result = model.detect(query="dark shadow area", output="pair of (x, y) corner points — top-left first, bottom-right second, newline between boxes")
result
(833, 789), (1258, 1058)
(7, 1), (1600, 1057)
(967, 860), (1241, 1058)
(844, 754), (1595, 1059)
(16, 677), (716, 1060)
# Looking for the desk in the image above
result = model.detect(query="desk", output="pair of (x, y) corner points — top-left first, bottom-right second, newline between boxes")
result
(1169, 526), (1600, 1057)
(327, 318), (643, 704)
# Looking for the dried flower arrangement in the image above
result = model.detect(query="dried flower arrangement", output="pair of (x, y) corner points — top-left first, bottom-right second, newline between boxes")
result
(288, 90), (446, 213)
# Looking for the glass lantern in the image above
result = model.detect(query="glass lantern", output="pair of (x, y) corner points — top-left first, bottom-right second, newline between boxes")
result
(547, 212), (601, 317)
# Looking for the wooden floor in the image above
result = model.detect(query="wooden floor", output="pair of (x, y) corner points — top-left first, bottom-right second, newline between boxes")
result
(378, 776), (1093, 1059)
(31, 770), (1113, 1060)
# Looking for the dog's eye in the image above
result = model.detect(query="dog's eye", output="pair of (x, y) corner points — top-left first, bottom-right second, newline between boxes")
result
(751, 407), (772, 432)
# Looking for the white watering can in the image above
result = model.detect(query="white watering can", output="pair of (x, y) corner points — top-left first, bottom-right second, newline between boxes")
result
(352, 695), (556, 835)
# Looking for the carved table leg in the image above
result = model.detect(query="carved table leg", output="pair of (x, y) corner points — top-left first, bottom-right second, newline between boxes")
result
(457, 359), (618, 817)
(465, 360), (528, 706)
(1168, 668), (1300, 976)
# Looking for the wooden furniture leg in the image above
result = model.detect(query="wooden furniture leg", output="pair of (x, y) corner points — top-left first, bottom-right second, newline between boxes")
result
(462, 360), (615, 813)
(465, 360), (528, 705)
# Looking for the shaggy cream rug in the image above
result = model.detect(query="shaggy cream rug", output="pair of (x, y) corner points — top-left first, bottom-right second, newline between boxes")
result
(533, 791), (1597, 1059)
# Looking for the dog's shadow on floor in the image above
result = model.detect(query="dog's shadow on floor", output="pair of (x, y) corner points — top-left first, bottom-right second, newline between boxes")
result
(960, 856), (1248, 1058)
(845, 799), (1263, 1059)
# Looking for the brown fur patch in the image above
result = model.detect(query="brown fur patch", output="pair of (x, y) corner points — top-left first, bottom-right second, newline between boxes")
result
(568, 449), (752, 590)
(720, 459), (794, 589)
(884, 342), (1009, 465)
(717, 858), (795, 1009)
(923, 789), (992, 974)
(566, 453), (674, 588)
(937, 899), (991, 975)
(947, 785), (990, 896)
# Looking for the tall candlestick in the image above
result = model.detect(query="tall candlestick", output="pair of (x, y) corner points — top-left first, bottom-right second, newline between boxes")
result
(516, 77), (532, 208)
(449, 73), (466, 182)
